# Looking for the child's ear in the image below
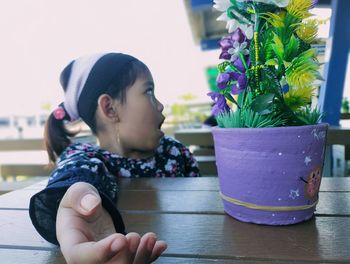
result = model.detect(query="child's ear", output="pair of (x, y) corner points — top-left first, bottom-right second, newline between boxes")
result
(97, 94), (119, 122)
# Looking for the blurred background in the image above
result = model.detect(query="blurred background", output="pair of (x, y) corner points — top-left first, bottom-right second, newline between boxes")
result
(0, 0), (349, 185)
(1, 0), (348, 139)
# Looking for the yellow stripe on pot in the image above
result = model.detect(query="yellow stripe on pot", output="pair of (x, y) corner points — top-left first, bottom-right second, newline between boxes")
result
(220, 192), (318, 212)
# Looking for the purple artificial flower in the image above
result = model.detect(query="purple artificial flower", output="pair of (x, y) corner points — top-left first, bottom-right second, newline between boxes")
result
(231, 73), (247, 95)
(219, 28), (250, 63)
(233, 58), (246, 72)
(216, 72), (231, 89)
(231, 28), (246, 43)
(216, 70), (248, 94)
(207, 92), (230, 116)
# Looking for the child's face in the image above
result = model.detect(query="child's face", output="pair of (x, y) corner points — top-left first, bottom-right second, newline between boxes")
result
(117, 71), (165, 157)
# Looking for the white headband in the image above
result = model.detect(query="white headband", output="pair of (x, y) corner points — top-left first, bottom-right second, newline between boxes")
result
(63, 53), (105, 121)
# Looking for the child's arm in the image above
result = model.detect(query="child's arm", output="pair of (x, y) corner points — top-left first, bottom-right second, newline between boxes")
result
(56, 181), (166, 263)
(29, 143), (167, 263)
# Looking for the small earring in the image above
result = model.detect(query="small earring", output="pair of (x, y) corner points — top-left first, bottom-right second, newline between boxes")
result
(117, 132), (121, 145)
(116, 127), (121, 145)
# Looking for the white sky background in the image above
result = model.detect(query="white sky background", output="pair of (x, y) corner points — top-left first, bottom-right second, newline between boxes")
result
(0, 1), (339, 117)
(0, 0), (219, 116)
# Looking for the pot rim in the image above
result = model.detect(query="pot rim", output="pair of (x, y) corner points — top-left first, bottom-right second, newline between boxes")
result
(212, 122), (329, 133)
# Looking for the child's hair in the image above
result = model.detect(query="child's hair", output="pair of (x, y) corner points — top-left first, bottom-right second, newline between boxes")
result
(44, 53), (149, 163)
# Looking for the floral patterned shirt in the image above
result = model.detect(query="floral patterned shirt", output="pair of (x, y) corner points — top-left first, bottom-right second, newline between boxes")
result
(50, 136), (200, 200)
(29, 136), (199, 245)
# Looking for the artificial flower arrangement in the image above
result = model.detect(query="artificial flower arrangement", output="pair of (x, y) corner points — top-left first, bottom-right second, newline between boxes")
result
(209, 0), (324, 128)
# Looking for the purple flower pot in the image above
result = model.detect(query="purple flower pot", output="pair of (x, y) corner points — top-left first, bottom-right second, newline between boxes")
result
(212, 123), (328, 225)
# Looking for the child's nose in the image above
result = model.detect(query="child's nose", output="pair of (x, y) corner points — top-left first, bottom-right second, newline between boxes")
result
(156, 99), (164, 112)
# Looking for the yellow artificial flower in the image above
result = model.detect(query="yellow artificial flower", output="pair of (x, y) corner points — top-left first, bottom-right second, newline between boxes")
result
(284, 86), (315, 111)
(263, 11), (286, 28)
(297, 19), (318, 44)
(286, 0), (313, 20)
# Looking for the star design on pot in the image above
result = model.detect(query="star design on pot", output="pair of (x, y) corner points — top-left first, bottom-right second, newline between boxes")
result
(304, 156), (312, 165)
(289, 189), (300, 200)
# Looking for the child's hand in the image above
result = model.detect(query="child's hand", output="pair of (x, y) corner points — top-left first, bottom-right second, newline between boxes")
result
(56, 182), (167, 264)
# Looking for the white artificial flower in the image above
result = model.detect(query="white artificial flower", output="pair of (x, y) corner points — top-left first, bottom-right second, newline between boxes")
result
(214, 0), (254, 39)
(213, 0), (232, 12)
(228, 21), (253, 39)
(237, 0), (290, 7)
(228, 41), (250, 61)
(245, 25), (254, 39)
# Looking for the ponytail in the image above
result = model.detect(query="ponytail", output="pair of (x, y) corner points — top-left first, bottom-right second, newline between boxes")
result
(44, 113), (78, 163)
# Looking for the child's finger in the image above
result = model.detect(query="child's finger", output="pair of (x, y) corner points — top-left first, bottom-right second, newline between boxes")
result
(150, 240), (167, 262)
(133, 232), (157, 264)
(126, 232), (141, 262)
(59, 182), (102, 217)
(66, 233), (129, 264)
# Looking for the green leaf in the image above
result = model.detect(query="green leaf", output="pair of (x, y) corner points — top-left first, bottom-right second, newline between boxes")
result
(216, 110), (243, 128)
(265, 58), (279, 66)
(251, 93), (275, 115)
(216, 109), (287, 128)
(224, 91), (240, 108)
(294, 106), (324, 125)
(271, 33), (284, 62)
(260, 67), (283, 96)
(284, 34), (300, 61)
(283, 61), (292, 68)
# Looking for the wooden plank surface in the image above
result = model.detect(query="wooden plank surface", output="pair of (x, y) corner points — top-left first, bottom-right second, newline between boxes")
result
(0, 210), (350, 262)
(1, 188), (350, 216)
(124, 214), (350, 263)
(174, 128), (213, 147)
(13, 177), (350, 192)
(1, 177), (350, 263)
(326, 127), (350, 145)
(0, 249), (64, 264)
(341, 113), (350, 120)
(0, 138), (45, 151)
(0, 248), (314, 264)
(0, 164), (53, 177)
(0, 177), (45, 195)
(1, 178), (349, 211)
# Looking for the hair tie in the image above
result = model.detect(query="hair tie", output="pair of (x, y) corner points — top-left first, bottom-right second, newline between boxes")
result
(53, 106), (66, 120)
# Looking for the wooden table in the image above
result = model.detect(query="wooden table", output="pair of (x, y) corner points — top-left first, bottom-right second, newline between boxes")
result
(1, 177), (350, 263)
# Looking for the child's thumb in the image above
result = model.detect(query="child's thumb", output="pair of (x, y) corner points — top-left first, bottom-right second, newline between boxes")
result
(59, 182), (102, 216)
(80, 193), (100, 212)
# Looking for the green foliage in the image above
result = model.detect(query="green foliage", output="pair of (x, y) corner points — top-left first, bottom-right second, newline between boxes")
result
(342, 97), (349, 113)
(284, 34), (300, 61)
(216, 110), (243, 128)
(295, 106), (324, 125)
(216, 109), (286, 128)
(260, 67), (283, 96)
(271, 32), (284, 63)
(251, 93), (275, 114)
(212, 0), (324, 128)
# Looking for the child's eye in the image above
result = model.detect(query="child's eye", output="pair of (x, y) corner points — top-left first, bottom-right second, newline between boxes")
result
(146, 88), (154, 96)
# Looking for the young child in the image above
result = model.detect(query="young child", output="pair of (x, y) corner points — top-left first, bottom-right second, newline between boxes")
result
(29, 52), (200, 263)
